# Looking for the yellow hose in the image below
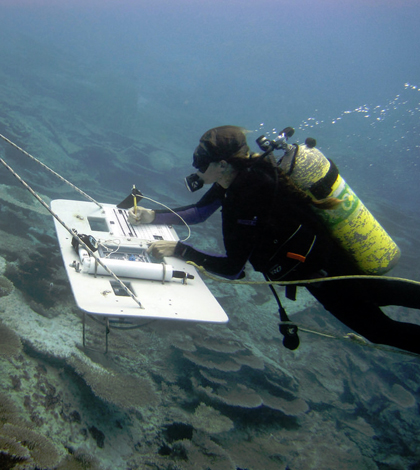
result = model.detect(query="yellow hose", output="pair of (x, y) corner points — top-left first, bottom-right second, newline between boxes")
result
(187, 261), (420, 287)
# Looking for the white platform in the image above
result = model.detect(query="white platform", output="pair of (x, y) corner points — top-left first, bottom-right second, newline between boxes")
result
(51, 199), (228, 324)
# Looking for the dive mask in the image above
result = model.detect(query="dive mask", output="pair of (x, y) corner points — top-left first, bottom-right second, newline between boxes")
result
(184, 145), (213, 192)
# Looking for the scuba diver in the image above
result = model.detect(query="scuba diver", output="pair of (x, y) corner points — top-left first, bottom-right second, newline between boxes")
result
(127, 125), (420, 354)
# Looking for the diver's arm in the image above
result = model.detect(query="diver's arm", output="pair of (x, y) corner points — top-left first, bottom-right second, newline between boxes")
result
(171, 168), (276, 278)
(146, 238), (248, 279)
(152, 183), (225, 225)
(173, 241), (249, 279)
(153, 199), (221, 225)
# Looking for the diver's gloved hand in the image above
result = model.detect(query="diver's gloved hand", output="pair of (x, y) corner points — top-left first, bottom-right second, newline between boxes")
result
(147, 240), (177, 259)
(127, 207), (155, 225)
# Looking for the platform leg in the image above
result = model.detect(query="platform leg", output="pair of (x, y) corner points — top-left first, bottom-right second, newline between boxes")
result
(81, 312), (110, 354)
(105, 317), (110, 354)
(83, 312), (86, 347)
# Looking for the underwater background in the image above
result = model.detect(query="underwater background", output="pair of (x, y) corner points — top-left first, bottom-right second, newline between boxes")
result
(1, 0), (420, 469)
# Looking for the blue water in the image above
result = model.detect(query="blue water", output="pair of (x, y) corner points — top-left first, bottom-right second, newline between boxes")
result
(1, 1), (420, 469)
(3, 1), (420, 208)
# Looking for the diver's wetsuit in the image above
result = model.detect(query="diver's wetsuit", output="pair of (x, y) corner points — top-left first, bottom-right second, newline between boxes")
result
(154, 162), (420, 354)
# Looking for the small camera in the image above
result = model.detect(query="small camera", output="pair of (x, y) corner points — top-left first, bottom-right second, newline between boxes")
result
(72, 233), (98, 252)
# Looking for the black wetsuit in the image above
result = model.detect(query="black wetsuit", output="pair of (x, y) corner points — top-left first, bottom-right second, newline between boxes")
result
(155, 163), (420, 354)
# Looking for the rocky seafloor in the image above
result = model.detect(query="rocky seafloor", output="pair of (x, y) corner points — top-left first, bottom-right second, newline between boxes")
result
(0, 111), (419, 470)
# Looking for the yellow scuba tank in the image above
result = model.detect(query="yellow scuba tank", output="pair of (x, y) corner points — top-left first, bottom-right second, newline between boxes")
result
(279, 139), (401, 275)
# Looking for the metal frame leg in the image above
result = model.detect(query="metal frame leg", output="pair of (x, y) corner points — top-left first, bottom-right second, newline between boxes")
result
(83, 311), (86, 348)
(82, 311), (110, 354)
(105, 317), (110, 354)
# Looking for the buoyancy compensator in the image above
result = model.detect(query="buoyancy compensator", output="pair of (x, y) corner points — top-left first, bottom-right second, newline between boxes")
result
(256, 127), (401, 275)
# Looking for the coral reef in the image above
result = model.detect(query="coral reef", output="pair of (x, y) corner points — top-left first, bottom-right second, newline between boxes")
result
(0, 322), (22, 357)
(0, 393), (21, 426)
(67, 354), (159, 409)
(385, 383), (416, 408)
(0, 276), (13, 298)
(0, 392), (63, 469)
(1, 423), (62, 468)
(189, 403), (234, 434)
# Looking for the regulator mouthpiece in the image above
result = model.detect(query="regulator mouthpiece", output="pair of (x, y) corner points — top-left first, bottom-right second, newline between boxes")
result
(185, 173), (204, 192)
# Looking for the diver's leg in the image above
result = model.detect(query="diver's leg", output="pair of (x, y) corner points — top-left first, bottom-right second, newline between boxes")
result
(306, 283), (420, 355)
(359, 278), (420, 308)
(322, 244), (420, 309)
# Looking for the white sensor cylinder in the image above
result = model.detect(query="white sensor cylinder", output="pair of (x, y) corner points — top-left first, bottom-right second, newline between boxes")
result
(80, 255), (174, 281)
